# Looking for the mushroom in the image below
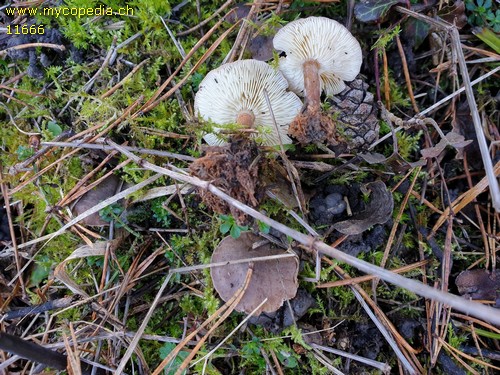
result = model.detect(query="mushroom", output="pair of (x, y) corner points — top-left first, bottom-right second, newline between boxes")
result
(194, 59), (302, 146)
(210, 232), (299, 315)
(273, 17), (362, 144)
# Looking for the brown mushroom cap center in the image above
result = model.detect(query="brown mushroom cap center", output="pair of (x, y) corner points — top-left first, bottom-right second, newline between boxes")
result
(236, 110), (256, 128)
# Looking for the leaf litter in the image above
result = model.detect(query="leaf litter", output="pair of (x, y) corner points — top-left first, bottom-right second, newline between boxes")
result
(1, 0), (500, 374)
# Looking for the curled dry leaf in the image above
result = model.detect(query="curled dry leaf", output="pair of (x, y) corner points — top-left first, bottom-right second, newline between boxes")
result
(333, 181), (394, 235)
(210, 232), (299, 315)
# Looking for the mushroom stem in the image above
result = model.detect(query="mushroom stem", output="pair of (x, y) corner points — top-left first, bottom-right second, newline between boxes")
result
(236, 110), (256, 128)
(303, 59), (321, 111)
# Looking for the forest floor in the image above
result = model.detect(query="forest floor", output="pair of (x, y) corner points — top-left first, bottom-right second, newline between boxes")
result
(1, 0), (500, 374)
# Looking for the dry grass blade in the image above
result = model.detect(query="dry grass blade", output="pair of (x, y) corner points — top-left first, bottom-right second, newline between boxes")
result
(432, 160), (500, 234)
(151, 266), (254, 375)
(380, 166), (421, 270)
(114, 273), (174, 374)
(190, 297), (269, 367)
(4, 174), (162, 252)
(395, 5), (500, 212)
(331, 261), (421, 373)
(0, 164), (25, 296)
(317, 259), (430, 288)
(312, 343), (391, 373)
(54, 241), (117, 297)
(63, 324), (82, 375)
(437, 335), (500, 373)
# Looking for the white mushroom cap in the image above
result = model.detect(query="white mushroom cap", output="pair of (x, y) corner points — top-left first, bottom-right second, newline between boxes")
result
(273, 17), (362, 96)
(194, 59), (302, 146)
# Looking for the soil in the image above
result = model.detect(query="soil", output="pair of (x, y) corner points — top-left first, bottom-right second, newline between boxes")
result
(189, 136), (263, 224)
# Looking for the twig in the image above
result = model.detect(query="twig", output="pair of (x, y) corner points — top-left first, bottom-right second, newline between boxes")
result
(170, 253), (297, 274)
(41, 141), (195, 162)
(312, 344), (391, 374)
(1, 296), (75, 320)
(0, 43), (65, 58)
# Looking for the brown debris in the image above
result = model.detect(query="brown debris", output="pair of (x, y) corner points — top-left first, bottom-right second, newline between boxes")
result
(288, 107), (336, 145)
(189, 136), (263, 223)
(456, 269), (500, 302)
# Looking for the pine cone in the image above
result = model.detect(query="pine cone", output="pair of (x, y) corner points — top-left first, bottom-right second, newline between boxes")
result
(327, 79), (379, 151)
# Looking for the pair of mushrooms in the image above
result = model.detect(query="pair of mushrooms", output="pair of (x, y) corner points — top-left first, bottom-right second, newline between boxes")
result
(195, 16), (363, 146)
(203, 17), (363, 315)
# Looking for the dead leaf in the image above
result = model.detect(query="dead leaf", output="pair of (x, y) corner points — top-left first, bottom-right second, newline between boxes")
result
(248, 34), (274, 61)
(359, 151), (426, 173)
(420, 131), (472, 159)
(333, 181), (394, 235)
(438, 0), (467, 29)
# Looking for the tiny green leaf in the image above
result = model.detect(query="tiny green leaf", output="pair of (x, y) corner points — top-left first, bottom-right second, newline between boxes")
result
(220, 222), (231, 234)
(46, 121), (63, 137)
(230, 224), (241, 239)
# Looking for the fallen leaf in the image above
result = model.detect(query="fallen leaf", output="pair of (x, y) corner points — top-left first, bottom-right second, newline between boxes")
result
(358, 151), (426, 173)
(211, 232), (299, 315)
(248, 34), (274, 61)
(420, 131), (472, 159)
(438, 0), (467, 29)
(333, 181), (394, 235)
(354, 0), (404, 23)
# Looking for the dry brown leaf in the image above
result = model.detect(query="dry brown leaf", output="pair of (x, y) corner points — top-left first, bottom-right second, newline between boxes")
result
(420, 131), (472, 159)
(211, 232), (299, 315)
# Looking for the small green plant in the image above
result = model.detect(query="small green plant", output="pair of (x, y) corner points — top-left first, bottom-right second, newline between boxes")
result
(15, 145), (34, 161)
(99, 203), (124, 225)
(151, 198), (171, 228)
(158, 342), (188, 375)
(218, 214), (248, 238)
(466, 0), (500, 32)
(257, 220), (271, 234)
(372, 25), (401, 53)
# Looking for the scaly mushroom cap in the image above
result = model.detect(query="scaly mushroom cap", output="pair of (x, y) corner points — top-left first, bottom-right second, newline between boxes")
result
(194, 60), (302, 146)
(273, 17), (362, 97)
(210, 232), (299, 315)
